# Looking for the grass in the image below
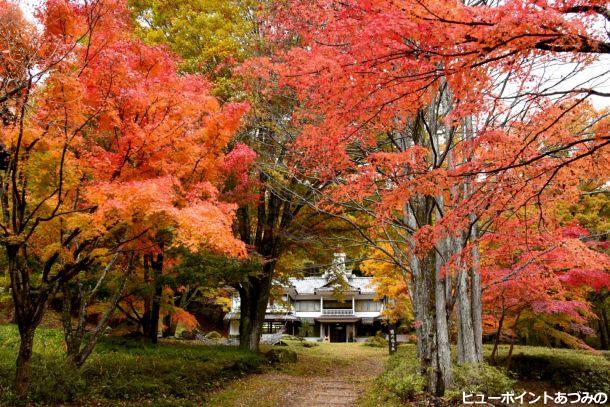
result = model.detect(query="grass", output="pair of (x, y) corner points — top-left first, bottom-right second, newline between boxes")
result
(0, 324), (265, 406)
(363, 343), (610, 406)
(5, 323), (606, 406)
(490, 344), (610, 394)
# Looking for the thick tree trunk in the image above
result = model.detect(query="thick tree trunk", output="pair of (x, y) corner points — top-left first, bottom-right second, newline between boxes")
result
(238, 264), (274, 351)
(405, 197), (453, 395)
(456, 266), (477, 364)
(434, 242), (453, 395)
(7, 247), (48, 399)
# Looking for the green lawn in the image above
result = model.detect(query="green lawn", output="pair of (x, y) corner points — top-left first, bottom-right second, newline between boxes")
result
(0, 324), (265, 406)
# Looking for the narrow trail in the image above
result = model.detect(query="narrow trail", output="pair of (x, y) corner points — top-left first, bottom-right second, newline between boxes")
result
(205, 343), (387, 407)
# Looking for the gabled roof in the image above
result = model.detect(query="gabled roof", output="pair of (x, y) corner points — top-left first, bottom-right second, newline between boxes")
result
(288, 275), (376, 295)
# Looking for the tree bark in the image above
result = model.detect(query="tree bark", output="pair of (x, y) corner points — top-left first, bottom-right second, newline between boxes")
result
(8, 246), (49, 399)
(506, 311), (522, 370)
(469, 225), (484, 362)
(238, 263), (274, 351)
(599, 309), (609, 350)
(143, 253), (163, 343)
(14, 326), (35, 399)
(162, 314), (176, 338)
(405, 198), (452, 395)
(456, 255), (477, 364)
(434, 239), (453, 395)
(490, 309), (505, 364)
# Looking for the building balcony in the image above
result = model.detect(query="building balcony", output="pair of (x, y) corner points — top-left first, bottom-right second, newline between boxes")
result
(322, 308), (354, 315)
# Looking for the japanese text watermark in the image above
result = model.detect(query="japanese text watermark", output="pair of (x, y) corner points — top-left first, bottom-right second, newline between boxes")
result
(463, 391), (608, 405)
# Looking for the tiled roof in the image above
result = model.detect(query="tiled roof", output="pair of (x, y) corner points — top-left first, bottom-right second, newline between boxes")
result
(288, 275), (376, 294)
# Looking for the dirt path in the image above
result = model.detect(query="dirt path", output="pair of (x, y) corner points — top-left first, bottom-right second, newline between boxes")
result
(205, 343), (387, 407)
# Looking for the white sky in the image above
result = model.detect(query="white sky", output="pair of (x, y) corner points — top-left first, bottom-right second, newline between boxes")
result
(17, 0), (610, 109)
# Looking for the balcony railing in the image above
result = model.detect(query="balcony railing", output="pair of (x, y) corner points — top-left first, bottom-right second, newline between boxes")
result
(322, 308), (354, 315)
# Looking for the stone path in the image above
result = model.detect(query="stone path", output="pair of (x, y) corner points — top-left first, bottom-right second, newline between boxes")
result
(292, 379), (360, 406)
(205, 343), (387, 407)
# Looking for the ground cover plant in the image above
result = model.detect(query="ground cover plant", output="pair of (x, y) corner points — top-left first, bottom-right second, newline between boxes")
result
(0, 325), (264, 405)
(363, 344), (610, 406)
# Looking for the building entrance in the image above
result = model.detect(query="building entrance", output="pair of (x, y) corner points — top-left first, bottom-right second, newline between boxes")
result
(329, 323), (346, 342)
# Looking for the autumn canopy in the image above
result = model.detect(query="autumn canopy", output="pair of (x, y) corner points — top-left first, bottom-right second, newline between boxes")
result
(0, 0), (609, 402)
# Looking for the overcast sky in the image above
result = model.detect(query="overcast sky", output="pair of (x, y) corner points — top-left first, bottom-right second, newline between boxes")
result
(17, 0), (610, 109)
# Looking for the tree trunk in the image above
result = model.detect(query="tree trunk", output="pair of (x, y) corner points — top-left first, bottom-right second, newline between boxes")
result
(599, 310), (609, 350)
(15, 326), (35, 399)
(434, 241), (453, 395)
(456, 265), (477, 364)
(405, 196), (454, 395)
(594, 297), (609, 350)
(469, 231), (484, 362)
(490, 309), (505, 364)
(142, 255), (152, 336)
(506, 311), (521, 370)
(238, 263), (274, 351)
(162, 314), (176, 337)
(145, 253), (163, 343)
(7, 246), (49, 399)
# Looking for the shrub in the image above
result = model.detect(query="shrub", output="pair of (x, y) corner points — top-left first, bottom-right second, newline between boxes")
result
(264, 348), (297, 364)
(379, 368), (425, 401)
(446, 363), (515, 402)
(364, 332), (388, 348)
(282, 334), (299, 341)
(496, 350), (610, 394)
(179, 330), (197, 340)
(301, 341), (318, 348)
(297, 321), (312, 338)
(370, 345), (423, 403)
(204, 331), (222, 340)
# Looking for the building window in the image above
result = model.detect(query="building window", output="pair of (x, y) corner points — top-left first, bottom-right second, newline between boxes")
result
(298, 321), (320, 337)
(262, 322), (285, 334)
(295, 301), (320, 312)
(355, 300), (381, 312)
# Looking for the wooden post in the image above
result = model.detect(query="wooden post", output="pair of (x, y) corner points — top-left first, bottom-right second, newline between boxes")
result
(320, 297), (323, 313)
(388, 328), (397, 354)
(352, 296), (355, 314)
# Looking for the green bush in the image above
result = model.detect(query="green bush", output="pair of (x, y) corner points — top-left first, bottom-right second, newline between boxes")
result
(364, 332), (388, 348)
(446, 363), (515, 402)
(204, 331), (222, 340)
(281, 334), (299, 341)
(301, 341), (318, 348)
(496, 350), (610, 394)
(365, 345), (423, 404)
(378, 368), (425, 401)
